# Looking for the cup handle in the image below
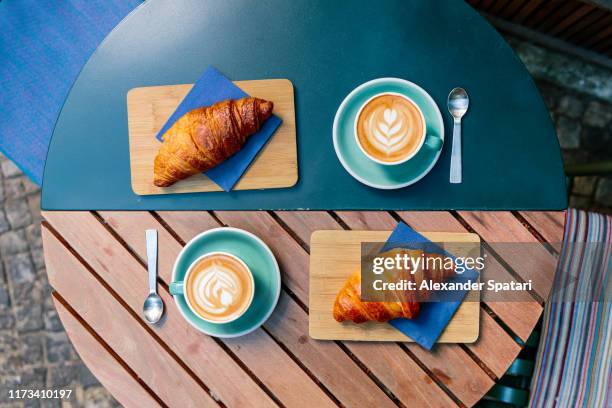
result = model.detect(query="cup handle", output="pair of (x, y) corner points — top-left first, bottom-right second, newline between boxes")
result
(424, 134), (442, 151)
(169, 282), (184, 296)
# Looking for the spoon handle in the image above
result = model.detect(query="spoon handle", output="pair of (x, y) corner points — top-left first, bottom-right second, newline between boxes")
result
(450, 118), (462, 184)
(146, 229), (158, 294)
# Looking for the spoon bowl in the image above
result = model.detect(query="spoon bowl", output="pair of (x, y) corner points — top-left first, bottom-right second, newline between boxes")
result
(448, 87), (469, 119)
(447, 87), (469, 184)
(143, 293), (164, 324)
(143, 229), (164, 324)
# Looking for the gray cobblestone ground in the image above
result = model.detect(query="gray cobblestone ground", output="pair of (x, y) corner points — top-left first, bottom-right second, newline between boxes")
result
(0, 33), (610, 408)
(0, 155), (118, 407)
(537, 81), (612, 211)
(509, 37), (612, 212)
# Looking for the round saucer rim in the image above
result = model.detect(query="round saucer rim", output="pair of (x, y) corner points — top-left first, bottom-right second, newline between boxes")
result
(333, 77), (445, 189)
(171, 227), (281, 338)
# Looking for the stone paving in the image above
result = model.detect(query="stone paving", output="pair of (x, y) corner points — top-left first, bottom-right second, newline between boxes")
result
(538, 81), (612, 211)
(509, 37), (612, 212)
(0, 34), (610, 407)
(0, 156), (118, 407)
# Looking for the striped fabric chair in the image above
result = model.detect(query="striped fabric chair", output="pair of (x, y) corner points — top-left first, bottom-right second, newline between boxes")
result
(529, 209), (611, 407)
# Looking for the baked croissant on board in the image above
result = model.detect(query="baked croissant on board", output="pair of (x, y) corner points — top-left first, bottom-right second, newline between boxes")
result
(333, 249), (453, 323)
(153, 97), (274, 187)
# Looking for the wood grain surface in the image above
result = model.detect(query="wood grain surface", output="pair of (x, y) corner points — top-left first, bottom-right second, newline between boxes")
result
(309, 230), (480, 342)
(127, 79), (297, 195)
(43, 225), (219, 408)
(52, 298), (163, 408)
(42, 210), (564, 408)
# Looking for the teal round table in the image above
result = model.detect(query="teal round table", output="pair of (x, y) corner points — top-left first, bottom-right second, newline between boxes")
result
(41, 0), (567, 210)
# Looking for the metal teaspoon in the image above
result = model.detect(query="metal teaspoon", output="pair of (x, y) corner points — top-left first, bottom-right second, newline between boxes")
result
(448, 87), (469, 184)
(143, 229), (164, 324)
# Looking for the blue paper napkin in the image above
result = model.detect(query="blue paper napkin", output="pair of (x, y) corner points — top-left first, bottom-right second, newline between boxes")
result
(155, 66), (282, 191)
(381, 222), (479, 350)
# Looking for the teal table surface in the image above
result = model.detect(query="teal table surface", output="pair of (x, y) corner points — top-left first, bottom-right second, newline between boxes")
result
(41, 0), (567, 210)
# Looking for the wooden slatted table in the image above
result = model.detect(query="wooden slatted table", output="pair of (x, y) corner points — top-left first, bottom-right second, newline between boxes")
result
(41, 210), (565, 408)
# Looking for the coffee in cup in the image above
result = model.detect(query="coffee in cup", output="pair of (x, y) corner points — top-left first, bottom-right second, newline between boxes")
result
(184, 252), (254, 323)
(355, 92), (426, 165)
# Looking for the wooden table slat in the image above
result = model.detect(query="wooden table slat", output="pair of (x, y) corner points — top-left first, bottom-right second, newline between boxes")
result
(467, 312), (520, 378)
(309, 229), (480, 343)
(560, 8), (606, 40)
(511, 0), (545, 24)
(488, 0), (511, 15)
(397, 211), (544, 341)
(102, 211), (396, 408)
(547, 4), (594, 36)
(213, 211), (311, 298)
(42, 226), (219, 408)
(498, 0), (530, 20)
(518, 211), (566, 245)
(274, 211), (340, 242)
(220, 328), (338, 408)
(158, 211), (458, 407)
(333, 212), (517, 383)
(333, 211), (399, 230)
(457, 212), (558, 299)
(42, 209), (565, 408)
(342, 341), (458, 407)
(45, 212), (332, 408)
(407, 344), (495, 407)
(52, 297), (163, 408)
(261, 292), (400, 408)
(274, 211), (342, 237)
(156, 211), (223, 237)
(274, 211), (495, 405)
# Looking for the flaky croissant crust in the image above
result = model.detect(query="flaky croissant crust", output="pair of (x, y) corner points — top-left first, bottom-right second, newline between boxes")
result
(333, 249), (452, 323)
(153, 97), (273, 187)
(332, 270), (421, 323)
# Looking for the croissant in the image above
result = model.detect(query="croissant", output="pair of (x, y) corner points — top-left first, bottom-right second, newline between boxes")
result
(153, 97), (273, 187)
(333, 249), (452, 323)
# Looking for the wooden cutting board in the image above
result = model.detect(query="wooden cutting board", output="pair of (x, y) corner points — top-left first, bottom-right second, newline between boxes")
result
(309, 230), (480, 342)
(127, 79), (297, 195)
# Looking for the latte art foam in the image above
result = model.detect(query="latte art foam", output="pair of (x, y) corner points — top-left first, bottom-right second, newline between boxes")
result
(185, 253), (253, 322)
(357, 94), (424, 163)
